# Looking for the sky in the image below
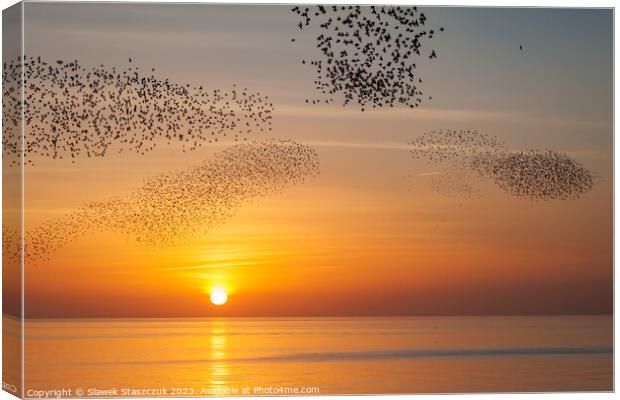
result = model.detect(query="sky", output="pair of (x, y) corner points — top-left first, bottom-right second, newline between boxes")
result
(6, 3), (612, 317)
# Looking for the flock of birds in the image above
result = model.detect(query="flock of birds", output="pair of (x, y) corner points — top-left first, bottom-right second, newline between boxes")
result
(1, 7), (598, 265)
(471, 149), (595, 201)
(2, 56), (274, 165)
(4, 139), (320, 264)
(410, 129), (595, 200)
(291, 5), (442, 110)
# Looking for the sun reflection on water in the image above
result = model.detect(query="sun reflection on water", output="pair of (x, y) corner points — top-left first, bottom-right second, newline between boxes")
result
(207, 325), (229, 388)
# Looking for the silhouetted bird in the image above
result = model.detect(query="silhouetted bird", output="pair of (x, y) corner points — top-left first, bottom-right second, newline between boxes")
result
(5, 139), (321, 263)
(409, 129), (595, 201)
(2, 56), (275, 165)
(290, 5), (444, 110)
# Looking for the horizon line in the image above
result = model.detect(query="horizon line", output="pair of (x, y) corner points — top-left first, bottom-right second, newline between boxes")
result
(5, 312), (613, 321)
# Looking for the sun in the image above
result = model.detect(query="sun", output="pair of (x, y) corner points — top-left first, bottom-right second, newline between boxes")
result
(210, 289), (228, 306)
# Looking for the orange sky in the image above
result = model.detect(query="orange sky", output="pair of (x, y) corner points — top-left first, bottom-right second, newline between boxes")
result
(3, 4), (613, 317)
(18, 143), (612, 317)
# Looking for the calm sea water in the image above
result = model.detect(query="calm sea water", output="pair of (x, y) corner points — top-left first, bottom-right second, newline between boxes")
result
(13, 316), (613, 395)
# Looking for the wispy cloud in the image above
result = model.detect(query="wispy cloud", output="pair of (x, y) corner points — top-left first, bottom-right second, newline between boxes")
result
(277, 105), (514, 122)
(158, 259), (269, 272)
(277, 105), (611, 130)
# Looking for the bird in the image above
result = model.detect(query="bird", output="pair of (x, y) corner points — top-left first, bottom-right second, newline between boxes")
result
(9, 139), (321, 264)
(519, 44), (523, 51)
(2, 56), (275, 165)
(408, 129), (595, 201)
(290, 5), (444, 110)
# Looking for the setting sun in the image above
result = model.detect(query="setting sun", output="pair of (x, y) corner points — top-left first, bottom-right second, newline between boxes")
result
(210, 289), (228, 306)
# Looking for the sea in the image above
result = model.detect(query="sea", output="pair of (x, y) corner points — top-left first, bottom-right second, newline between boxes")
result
(5, 315), (612, 396)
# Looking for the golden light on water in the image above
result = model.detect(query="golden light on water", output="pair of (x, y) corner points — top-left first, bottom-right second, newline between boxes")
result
(210, 289), (228, 305)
